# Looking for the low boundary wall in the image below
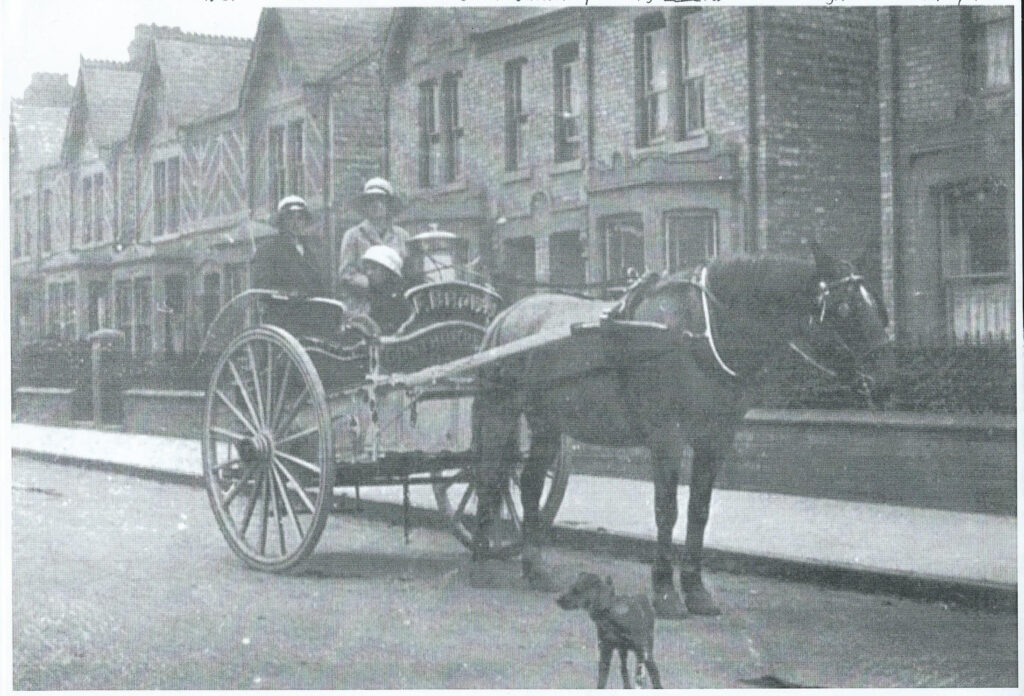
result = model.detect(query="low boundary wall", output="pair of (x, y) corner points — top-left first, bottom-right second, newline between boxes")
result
(12, 388), (1016, 515)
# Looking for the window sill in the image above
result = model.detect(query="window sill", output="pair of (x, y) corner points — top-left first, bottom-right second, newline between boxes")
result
(634, 132), (710, 158)
(551, 159), (584, 176)
(502, 167), (532, 185)
(416, 178), (468, 196)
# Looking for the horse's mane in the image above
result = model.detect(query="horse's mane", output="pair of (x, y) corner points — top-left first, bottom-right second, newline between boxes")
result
(659, 254), (817, 306)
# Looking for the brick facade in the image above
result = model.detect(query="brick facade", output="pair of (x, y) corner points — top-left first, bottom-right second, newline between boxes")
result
(386, 7), (887, 302)
(880, 6), (1015, 343)
(10, 7), (1016, 353)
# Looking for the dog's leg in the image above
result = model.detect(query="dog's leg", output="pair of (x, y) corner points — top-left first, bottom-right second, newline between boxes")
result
(618, 649), (632, 688)
(597, 643), (612, 689)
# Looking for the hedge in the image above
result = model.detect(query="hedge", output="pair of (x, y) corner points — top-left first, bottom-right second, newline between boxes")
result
(749, 340), (1016, 415)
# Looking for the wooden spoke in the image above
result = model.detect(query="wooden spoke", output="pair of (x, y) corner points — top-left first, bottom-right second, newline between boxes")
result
(210, 425), (249, 443)
(273, 385), (310, 435)
(227, 359), (263, 430)
(238, 467), (266, 537)
(246, 344), (267, 426)
(215, 389), (258, 437)
(273, 455), (316, 515)
(269, 358), (293, 432)
(275, 449), (320, 476)
(270, 462), (304, 539)
(258, 472), (270, 556)
(221, 460), (261, 508)
(267, 465), (286, 556)
(274, 425), (319, 447)
(264, 343), (275, 425)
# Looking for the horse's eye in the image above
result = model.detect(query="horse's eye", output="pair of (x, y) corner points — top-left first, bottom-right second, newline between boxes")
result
(836, 302), (851, 318)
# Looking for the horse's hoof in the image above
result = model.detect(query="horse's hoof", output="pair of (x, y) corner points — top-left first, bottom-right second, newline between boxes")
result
(652, 591), (687, 619)
(684, 586), (722, 616)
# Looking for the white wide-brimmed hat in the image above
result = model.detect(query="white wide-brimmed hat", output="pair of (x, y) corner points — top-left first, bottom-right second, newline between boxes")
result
(274, 195), (313, 225)
(358, 177), (402, 214)
(361, 244), (404, 278)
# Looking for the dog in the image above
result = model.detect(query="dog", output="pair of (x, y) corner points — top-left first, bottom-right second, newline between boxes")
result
(557, 572), (663, 688)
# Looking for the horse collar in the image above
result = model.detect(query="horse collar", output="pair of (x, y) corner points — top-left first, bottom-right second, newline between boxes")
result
(687, 265), (739, 379)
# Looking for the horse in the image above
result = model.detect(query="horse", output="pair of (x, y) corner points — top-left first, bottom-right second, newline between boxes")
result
(470, 245), (889, 618)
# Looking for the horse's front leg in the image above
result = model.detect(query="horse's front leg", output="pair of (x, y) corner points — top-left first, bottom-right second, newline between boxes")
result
(472, 397), (518, 560)
(519, 425), (560, 592)
(649, 442), (686, 619)
(679, 439), (723, 616)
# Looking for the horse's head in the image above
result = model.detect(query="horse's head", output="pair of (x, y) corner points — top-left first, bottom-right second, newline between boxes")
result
(801, 245), (890, 383)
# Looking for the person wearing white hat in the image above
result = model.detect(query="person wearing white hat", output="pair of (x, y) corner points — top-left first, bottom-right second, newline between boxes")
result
(251, 195), (327, 298)
(337, 177), (410, 307)
(358, 244), (409, 334)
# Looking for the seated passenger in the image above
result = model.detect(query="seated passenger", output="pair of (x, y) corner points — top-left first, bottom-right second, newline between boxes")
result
(250, 195), (330, 336)
(360, 245), (409, 335)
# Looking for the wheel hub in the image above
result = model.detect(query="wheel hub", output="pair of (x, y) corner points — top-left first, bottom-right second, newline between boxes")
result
(248, 429), (275, 458)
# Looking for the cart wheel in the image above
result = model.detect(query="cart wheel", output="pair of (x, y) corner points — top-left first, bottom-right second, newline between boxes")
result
(202, 326), (333, 571)
(433, 436), (571, 560)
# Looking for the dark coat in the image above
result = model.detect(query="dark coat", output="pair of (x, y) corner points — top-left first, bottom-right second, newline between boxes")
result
(250, 234), (329, 298)
(250, 235), (331, 339)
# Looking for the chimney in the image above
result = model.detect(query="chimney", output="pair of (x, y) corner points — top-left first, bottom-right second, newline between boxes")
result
(128, 24), (157, 66)
(22, 73), (73, 107)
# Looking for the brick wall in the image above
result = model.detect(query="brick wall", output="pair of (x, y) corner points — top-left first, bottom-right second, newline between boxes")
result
(760, 8), (881, 261)
(893, 6), (965, 126)
(330, 63), (387, 212)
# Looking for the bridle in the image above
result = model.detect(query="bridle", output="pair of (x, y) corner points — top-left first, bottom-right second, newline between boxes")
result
(674, 265), (875, 386)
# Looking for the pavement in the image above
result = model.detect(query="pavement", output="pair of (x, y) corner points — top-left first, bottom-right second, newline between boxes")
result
(10, 422), (1018, 605)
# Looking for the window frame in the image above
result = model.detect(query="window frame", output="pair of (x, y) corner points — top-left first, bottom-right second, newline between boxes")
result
(635, 11), (705, 148)
(441, 71), (464, 184)
(268, 124), (287, 210)
(599, 214), (645, 284)
(42, 188), (53, 254)
(966, 6), (1013, 93)
(664, 208), (718, 273)
(553, 42), (582, 163)
(504, 59), (528, 172)
(152, 155), (181, 237)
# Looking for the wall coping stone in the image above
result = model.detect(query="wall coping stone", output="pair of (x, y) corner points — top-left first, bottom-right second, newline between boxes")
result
(15, 386), (75, 395)
(746, 408), (1016, 435)
(123, 389), (204, 399)
(112, 389), (1015, 435)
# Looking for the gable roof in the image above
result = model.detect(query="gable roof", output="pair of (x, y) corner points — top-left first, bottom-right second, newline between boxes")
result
(10, 100), (71, 172)
(241, 7), (392, 105)
(275, 8), (391, 83)
(151, 29), (253, 124)
(73, 59), (143, 152)
(127, 26), (252, 142)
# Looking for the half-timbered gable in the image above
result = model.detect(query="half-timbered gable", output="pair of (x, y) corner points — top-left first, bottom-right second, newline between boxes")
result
(241, 8), (391, 225)
(113, 26), (252, 356)
(126, 27), (252, 241)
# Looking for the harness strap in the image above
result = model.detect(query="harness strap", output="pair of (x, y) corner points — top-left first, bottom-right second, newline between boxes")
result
(675, 266), (738, 378)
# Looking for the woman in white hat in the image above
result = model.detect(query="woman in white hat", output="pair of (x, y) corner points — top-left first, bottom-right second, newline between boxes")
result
(358, 244), (408, 334)
(337, 177), (410, 307)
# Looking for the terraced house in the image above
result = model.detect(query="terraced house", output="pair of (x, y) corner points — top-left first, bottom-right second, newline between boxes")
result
(385, 7), (884, 306)
(9, 73), (74, 346)
(8, 7), (1016, 353)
